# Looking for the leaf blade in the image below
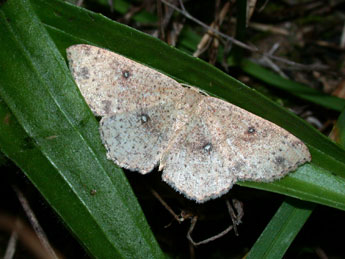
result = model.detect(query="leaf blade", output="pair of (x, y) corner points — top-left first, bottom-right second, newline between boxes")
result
(0, 0), (163, 258)
(28, 0), (345, 210)
(247, 198), (314, 259)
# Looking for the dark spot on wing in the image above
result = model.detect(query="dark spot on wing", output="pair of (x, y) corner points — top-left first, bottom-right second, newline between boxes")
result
(261, 129), (268, 138)
(122, 70), (130, 79)
(274, 156), (285, 166)
(247, 126), (256, 134)
(102, 100), (112, 114)
(140, 113), (150, 124)
(80, 66), (89, 79)
(291, 140), (302, 148)
(202, 143), (212, 154)
(233, 161), (245, 172)
(83, 45), (91, 56)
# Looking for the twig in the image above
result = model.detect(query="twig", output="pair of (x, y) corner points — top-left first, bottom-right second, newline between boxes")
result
(157, 0), (165, 40)
(162, 0), (258, 52)
(162, 0), (329, 71)
(258, 0), (269, 12)
(0, 214), (62, 259)
(264, 53), (328, 71)
(257, 43), (289, 78)
(3, 219), (20, 259)
(226, 199), (243, 236)
(187, 199), (244, 246)
(262, 56), (288, 78)
(246, 21), (289, 36)
(193, 1), (230, 57)
(151, 189), (181, 223)
(13, 186), (59, 259)
(246, 0), (257, 26)
(187, 215), (235, 246)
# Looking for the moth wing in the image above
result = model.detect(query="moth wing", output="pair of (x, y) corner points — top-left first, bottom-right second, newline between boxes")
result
(67, 44), (311, 200)
(67, 44), (203, 174)
(101, 87), (201, 174)
(161, 97), (311, 202)
(67, 44), (194, 116)
(160, 101), (237, 202)
(203, 97), (311, 182)
(100, 104), (174, 173)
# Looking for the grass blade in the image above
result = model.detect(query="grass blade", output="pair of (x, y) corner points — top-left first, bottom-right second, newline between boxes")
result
(28, 0), (345, 210)
(0, 0), (164, 257)
(247, 198), (315, 259)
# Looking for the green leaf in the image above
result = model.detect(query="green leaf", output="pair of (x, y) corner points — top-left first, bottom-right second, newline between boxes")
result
(247, 198), (315, 259)
(29, 0), (345, 210)
(2, 0), (345, 257)
(239, 161), (345, 210)
(0, 0), (163, 258)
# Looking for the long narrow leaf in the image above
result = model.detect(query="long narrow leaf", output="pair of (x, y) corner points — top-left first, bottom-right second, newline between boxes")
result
(247, 198), (315, 259)
(26, 0), (345, 210)
(0, 0), (163, 258)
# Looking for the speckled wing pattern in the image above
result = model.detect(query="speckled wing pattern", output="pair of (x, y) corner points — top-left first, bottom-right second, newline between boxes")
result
(67, 44), (201, 173)
(67, 44), (311, 203)
(160, 97), (310, 201)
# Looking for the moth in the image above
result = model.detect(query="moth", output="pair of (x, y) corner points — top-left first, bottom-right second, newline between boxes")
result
(67, 44), (311, 203)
